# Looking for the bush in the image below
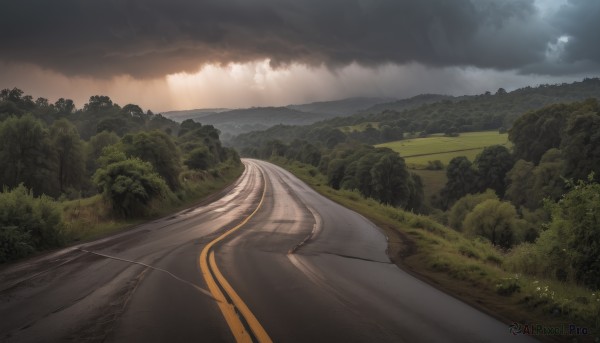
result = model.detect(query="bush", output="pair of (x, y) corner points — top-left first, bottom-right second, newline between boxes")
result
(504, 243), (544, 276)
(0, 226), (34, 262)
(0, 185), (64, 262)
(93, 158), (170, 217)
(185, 146), (215, 170)
(463, 199), (519, 249)
(496, 275), (521, 296)
(509, 178), (600, 287)
(546, 177), (600, 288)
(426, 160), (444, 170)
(448, 190), (497, 231)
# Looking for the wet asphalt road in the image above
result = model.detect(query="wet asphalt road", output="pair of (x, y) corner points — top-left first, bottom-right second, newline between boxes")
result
(0, 159), (536, 342)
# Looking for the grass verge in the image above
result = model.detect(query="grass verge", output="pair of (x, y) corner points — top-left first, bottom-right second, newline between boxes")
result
(61, 162), (244, 243)
(271, 157), (599, 343)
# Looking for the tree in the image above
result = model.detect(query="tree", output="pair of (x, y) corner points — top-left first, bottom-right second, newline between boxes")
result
(340, 159), (359, 190)
(93, 158), (169, 217)
(360, 127), (381, 144)
(178, 119), (203, 137)
(370, 152), (410, 207)
(327, 158), (346, 190)
(122, 131), (182, 190)
(0, 88), (34, 113)
(0, 185), (63, 262)
(440, 156), (478, 209)
(355, 153), (380, 198)
(509, 103), (571, 164)
(426, 160), (444, 170)
(475, 145), (513, 197)
(406, 172), (424, 212)
(463, 199), (519, 249)
(84, 95), (115, 112)
(283, 140), (321, 166)
(49, 119), (85, 194)
(505, 159), (535, 209)
(86, 131), (121, 175)
(325, 129), (347, 149)
(96, 117), (131, 136)
(32, 97), (58, 123)
(0, 115), (57, 196)
(178, 120), (227, 164)
(54, 98), (75, 115)
(97, 145), (127, 168)
(448, 190), (498, 231)
(505, 149), (567, 211)
(259, 140), (287, 159)
(185, 146), (214, 170)
(530, 149), (566, 206)
(35, 97), (49, 107)
(121, 104), (145, 118)
(543, 177), (600, 288)
(561, 105), (600, 182)
(380, 125), (403, 142)
(298, 143), (321, 166)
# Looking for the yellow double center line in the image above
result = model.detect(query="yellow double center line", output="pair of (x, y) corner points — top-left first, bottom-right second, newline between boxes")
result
(199, 169), (272, 343)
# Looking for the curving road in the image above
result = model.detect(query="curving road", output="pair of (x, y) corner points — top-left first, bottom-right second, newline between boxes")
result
(0, 159), (535, 342)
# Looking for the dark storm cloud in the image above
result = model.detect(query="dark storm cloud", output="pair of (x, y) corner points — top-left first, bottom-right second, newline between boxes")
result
(553, 1), (600, 64)
(0, 0), (595, 78)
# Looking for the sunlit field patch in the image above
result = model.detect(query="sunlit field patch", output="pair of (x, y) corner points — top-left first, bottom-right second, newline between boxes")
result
(376, 131), (510, 167)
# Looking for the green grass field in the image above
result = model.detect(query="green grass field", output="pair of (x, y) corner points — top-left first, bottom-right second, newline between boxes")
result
(376, 131), (510, 168)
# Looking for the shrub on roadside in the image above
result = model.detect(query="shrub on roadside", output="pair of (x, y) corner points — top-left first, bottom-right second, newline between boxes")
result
(0, 185), (64, 262)
(463, 198), (520, 249)
(93, 158), (170, 218)
(448, 190), (497, 231)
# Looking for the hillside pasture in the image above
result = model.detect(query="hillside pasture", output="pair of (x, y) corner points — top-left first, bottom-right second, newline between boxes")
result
(377, 131), (510, 168)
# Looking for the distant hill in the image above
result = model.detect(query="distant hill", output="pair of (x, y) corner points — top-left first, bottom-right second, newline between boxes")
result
(198, 106), (322, 126)
(231, 77), (600, 149)
(162, 108), (230, 122)
(358, 78), (600, 131)
(191, 106), (330, 138)
(359, 94), (453, 115)
(166, 79), (600, 143)
(162, 96), (443, 137)
(287, 97), (394, 116)
(164, 98), (398, 138)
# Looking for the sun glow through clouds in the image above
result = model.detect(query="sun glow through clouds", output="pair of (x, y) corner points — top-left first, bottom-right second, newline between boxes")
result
(166, 59), (329, 109)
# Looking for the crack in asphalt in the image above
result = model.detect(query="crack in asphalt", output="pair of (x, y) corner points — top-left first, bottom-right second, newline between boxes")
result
(321, 252), (392, 264)
(77, 248), (217, 301)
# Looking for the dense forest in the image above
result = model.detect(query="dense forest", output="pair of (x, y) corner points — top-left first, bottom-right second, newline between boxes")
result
(0, 88), (240, 262)
(234, 80), (600, 291)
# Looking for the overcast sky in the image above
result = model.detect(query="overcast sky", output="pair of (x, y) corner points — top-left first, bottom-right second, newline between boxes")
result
(1, 0), (599, 112)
